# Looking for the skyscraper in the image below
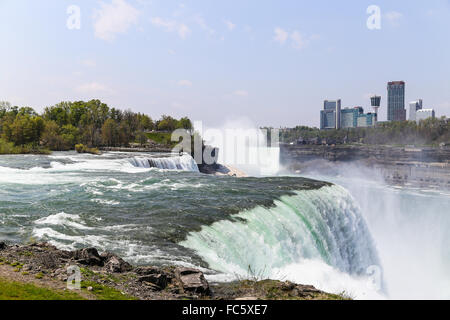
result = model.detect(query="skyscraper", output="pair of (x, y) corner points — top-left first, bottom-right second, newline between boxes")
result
(387, 81), (406, 121)
(409, 99), (423, 121)
(320, 99), (341, 129)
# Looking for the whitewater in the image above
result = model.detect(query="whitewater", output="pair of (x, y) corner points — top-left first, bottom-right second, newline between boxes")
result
(0, 151), (449, 300)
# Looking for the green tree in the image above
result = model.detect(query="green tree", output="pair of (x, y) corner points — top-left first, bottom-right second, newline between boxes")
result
(101, 119), (119, 146)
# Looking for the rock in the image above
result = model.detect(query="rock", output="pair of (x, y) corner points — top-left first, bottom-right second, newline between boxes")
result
(175, 268), (210, 295)
(73, 248), (103, 266)
(142, 281), (162, 292)
(102, 253), (132, 273)
(22, 264), (32, 271)
(138, 274), (168, 289)
(36, 253), (59, 269)
(87, 286), (93, 292)
(294, 284), (322, 298)
(0, 242), (7, 250)
(281, 281), (296, 291)
(134, 266), (161, 275)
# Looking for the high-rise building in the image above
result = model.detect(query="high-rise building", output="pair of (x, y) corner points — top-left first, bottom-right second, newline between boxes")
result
(409, 99), (423, 121)
(320, 99), (341, 129)
(356, 113), (376, 127)
(341, 107), (363, 128)
(387, 81), (406, 121)
(416, 109), (435, 123)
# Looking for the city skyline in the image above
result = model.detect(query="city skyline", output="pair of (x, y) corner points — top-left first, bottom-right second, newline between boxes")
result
(0, 0), (449, 128)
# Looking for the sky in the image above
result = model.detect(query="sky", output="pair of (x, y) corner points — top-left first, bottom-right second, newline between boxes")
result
(0, 0), (449, 128)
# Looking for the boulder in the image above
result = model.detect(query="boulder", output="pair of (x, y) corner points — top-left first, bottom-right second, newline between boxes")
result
(0, 242), (6, 250)
(134, 266), (161, 275)
(138, 274), (168, 289)
(102, 254), (132, 273)
(175, 268), (210, 295)
(73, 248), (103, 266)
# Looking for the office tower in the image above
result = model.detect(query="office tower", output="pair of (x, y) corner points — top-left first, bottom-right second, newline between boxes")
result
(387, 81), (406, 121)
(341, 107), (363, 128)
(320, 99), (341, 129)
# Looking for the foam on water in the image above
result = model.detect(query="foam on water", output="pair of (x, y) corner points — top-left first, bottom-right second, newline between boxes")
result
(180, 185), (384, 299)
(0, 153), (199, 185)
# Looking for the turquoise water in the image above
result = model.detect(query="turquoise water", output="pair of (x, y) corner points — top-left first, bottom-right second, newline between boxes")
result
(1, 152), (448, 299)
(0, 152), (335, 269)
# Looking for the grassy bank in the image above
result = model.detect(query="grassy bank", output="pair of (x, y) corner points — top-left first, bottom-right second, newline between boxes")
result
(0, 278), (85, 300)
(146, 132), (178, 147)
(0, 242), (349, 301)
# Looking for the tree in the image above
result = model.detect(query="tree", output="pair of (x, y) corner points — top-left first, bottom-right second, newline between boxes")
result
(41, 120), (67, 151)
(177, 117), (193, 131)
(138, 114), (154, 131)
(61, 124), (80, 148)
(9, 114), (44, 146)
(157, 115), (177, 132)
(136, 131), (148, 146)
(101, 119), (119, 146)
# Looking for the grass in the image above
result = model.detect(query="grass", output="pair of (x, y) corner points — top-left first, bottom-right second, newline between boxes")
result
(215, 279), (350, 301)
(80, 281), (137, 300)
(146, 132), (178, 147)
(0, 278), (85, 300)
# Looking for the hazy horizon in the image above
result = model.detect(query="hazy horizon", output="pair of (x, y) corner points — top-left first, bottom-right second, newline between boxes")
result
(1, 0), (449, 128)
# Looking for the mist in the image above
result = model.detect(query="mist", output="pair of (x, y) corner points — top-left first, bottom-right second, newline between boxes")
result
(297, 161), (450, 299)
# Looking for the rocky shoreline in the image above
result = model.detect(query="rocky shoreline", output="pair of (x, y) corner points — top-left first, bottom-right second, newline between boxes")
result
(0, 242), (345, 300)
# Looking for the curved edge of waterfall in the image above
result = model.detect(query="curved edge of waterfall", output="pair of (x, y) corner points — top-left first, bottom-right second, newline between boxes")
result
(179, 184), (386, 299)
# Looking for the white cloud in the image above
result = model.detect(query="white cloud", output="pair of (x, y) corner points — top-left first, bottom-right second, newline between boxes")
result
(291, 31), (305, 50)
(76, 82), (112, 94)
(233, 90), (248, 97)
(194, 15), (215, 36)
(150, 17), (191, 39)
(274, 27), (317, 50)
(384, 11), (403, 25)
(274, 27), (289, 44)
(178, 80), (192, 87)
(94, 0), (139, 41)
(178, 24), (191, 39)
(224, 20), (236, 31)
(168, 49), (176, 55)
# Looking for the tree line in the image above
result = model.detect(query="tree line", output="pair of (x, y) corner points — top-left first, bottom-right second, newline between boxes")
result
(279, 117), (450, 146)
(0, 100), (192, 153)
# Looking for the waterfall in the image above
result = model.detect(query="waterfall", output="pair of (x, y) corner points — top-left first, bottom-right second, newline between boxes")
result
(128, 154), (199, 172)
(180, 184), (383, 298)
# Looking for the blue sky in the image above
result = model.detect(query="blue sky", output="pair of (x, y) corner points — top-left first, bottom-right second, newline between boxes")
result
(0, 0), (449, 127)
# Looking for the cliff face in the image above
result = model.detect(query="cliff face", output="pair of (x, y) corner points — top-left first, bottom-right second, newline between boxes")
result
(281, 144), (450, 163)
(280, 144), (450, 188)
